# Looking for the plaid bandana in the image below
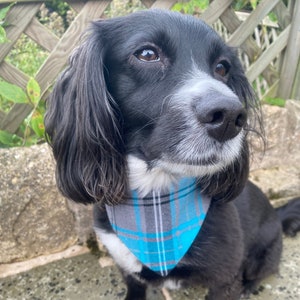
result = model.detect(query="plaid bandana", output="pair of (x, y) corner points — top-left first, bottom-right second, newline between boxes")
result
(105, 177), (211, 276)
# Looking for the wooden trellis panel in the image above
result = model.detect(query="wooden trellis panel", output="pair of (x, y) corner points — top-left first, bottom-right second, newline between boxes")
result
(278, 0), (300, 99)
(0, 0), (111, 133)
(0, 0), (299, 137)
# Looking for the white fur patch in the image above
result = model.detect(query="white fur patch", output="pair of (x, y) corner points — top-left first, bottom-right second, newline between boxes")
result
(94, 228), (143, 274)
(127, 155), (180, 197)
(163, 279), (182, 290)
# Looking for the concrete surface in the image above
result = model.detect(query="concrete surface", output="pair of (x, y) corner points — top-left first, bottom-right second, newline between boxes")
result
(0, 234), (299, 300)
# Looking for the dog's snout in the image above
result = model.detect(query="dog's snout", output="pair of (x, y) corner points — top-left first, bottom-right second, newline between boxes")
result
(195, 96), (247, 142)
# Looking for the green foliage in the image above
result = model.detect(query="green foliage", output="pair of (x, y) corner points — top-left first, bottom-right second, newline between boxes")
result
(0, 4), (45, 148)
(44, 0), (70, 29)
(263, 97), (286, 107)
(234, 0), (259, 10)
(105, 0), (145, 18)
(0, 130), (23, 148)
(0, 2), (15, 43)
(26, 78), (45, 139)
(0, 26), (8, 44)
(6, 34), (48, 77)
(0, 3), (48, 77)
(172, 0), (208, 15)
(0, 80), (28, 104)
(0, 78), (45, 148)
(268, 12), (278, 23)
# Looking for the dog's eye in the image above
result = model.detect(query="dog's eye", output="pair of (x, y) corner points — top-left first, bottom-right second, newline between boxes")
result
(215, 60), (230, 77)
(135, 48), (160, 62)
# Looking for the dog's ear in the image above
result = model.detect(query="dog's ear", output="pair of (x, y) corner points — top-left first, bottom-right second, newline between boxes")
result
(45, 26), (127, 205)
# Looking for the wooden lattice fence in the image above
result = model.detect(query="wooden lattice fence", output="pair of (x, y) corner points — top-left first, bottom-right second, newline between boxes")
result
(0, 0), (300, 137)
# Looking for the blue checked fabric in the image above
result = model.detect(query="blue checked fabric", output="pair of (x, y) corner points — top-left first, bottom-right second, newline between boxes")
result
(105, 177), (211, 276)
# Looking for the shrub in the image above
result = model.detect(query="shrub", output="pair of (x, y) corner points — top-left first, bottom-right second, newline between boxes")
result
(0, 4), (45, 147)
(0, 78), (45, 147)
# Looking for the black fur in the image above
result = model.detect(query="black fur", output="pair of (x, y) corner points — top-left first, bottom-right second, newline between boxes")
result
(276, 197), (300, 237)
(45, 9), (300, 300)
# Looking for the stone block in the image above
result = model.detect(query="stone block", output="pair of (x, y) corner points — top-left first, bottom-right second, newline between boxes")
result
(250, 100), (300, 201)
(0, 144), (78, 263)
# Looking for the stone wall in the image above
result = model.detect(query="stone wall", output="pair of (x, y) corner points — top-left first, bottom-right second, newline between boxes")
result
(0, 100), (299, 264)
(250, 100), (300, 203)
(0, 144), (93, 263)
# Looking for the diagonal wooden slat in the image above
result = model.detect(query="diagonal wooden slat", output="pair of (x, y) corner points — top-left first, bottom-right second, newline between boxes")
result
(292, 62), (300, 99)
(273, 1), (291, 28)
(24, 17), (59, 52)
(200, 0), (232, 25)
(35, 0), (110, 94)
(277, 0), (300, 99)
(219, 7), (260, 60)
(246, 25), (290, 82)
(141, 0), (155, 8)
(150, 0), (177, 9)
(220, 7), (278, 86)
(0, 4), (41, 62)
(227, 0), (280, 47)
(0, 103), (33, 133)
(0, 61), (29, 89)
(0, 110), (5, 122)
(69, 1), (86, 13)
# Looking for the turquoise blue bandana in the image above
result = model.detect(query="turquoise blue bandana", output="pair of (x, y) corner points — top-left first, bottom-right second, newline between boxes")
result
(105, 177), (211, 276)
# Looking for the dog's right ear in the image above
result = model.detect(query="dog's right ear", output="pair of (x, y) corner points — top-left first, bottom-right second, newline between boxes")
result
(45, 23), (127, 205)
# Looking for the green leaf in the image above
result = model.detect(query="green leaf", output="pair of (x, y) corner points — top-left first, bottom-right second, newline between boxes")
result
(0, 80), (29, 104)
(0, 3), (15, 21)
(250, 0), (258, 9)
(234, 0), (248, 10)
(29, 110), (45, 138)
(172, 0), (208, 14)
(22, 135), (39, 147)
(0, 26), (9, 43)
(0, 130), (23, 147)
(27, 78), (41, 105)
(264, 97), (286, 107)
(268, 12), (278, 23)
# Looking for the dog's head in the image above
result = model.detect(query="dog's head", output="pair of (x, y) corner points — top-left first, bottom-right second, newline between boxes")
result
(45, 9), (261, 205)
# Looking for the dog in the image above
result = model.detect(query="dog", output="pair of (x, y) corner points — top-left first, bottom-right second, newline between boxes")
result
(45, 9), (300, 300)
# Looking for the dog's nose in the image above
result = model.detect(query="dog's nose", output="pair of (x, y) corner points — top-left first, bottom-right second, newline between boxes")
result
(195, 96), (247, 142)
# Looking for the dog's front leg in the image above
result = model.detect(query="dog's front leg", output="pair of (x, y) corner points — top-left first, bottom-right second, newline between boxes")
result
(205, 277), (243, 300)
(123, 274), (147, 300)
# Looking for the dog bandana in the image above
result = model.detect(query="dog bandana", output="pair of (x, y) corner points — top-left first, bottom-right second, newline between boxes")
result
(105, 177), (211, 276)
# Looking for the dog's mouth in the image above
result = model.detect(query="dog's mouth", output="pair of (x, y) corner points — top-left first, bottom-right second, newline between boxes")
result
(149, 130), (245, 178)
(127, 130), (244, 195)
(177, 154), (219, 166)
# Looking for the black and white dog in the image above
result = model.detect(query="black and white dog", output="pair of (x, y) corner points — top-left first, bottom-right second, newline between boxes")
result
(45, 9), (300, 300)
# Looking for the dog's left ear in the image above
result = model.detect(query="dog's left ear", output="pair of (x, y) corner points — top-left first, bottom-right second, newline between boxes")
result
(45, 24), (127, 205)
